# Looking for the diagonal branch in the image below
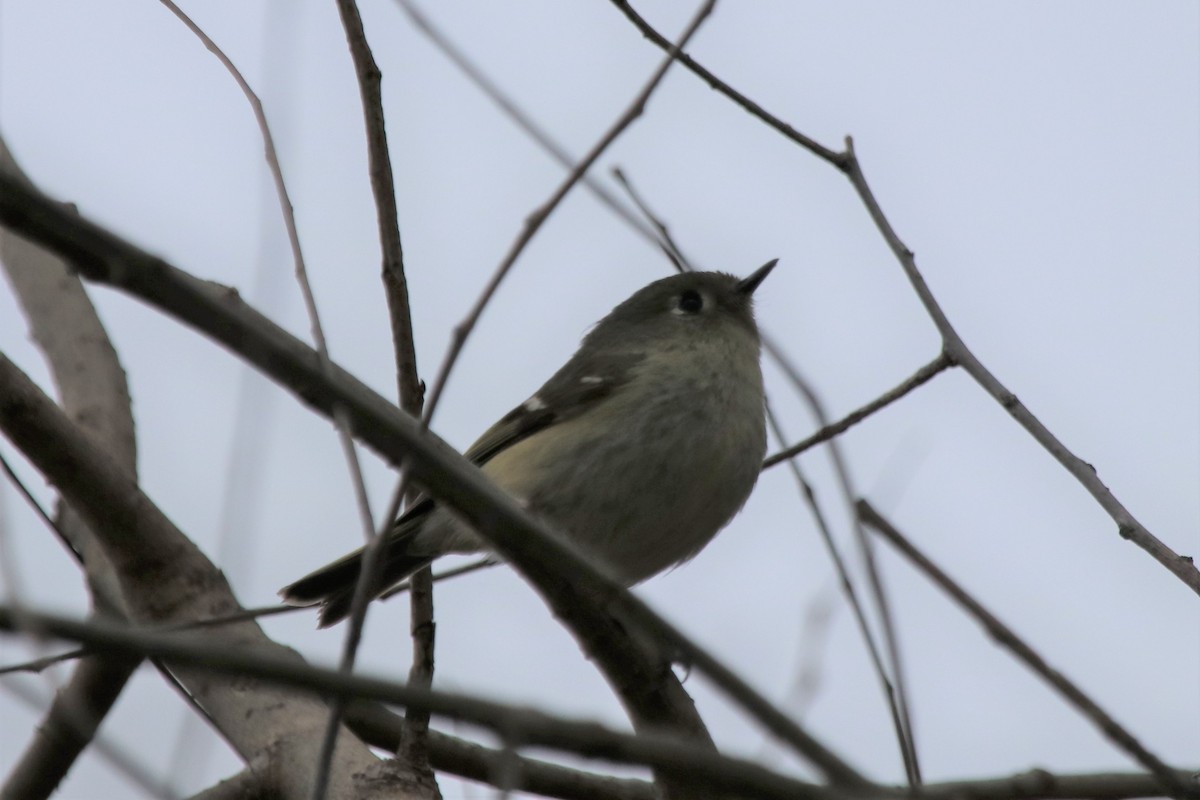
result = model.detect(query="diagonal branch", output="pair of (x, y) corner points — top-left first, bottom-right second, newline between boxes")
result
(606, 0), (845, 167)
(0, 173), (871, 789)
(0, 136), (142, 800)
(763, 351), (955, 469)
(0, 348), (416, 799)
(858, 499), (1197, 800)
(391, 0), (661, 248)
(0, 604), (861, 800)
(762, 336), (922, 785)
(840, 141), (1199, 596)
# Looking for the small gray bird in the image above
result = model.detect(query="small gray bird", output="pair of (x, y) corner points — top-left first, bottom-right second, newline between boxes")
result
(282, 262), (774, 626)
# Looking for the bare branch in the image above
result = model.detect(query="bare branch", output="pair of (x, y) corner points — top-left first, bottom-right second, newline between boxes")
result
(919, 768), (1200, 800)
(331, 2), (434, 782)
(0, 351), (418, 799)
(345, 703), (657, 800)
(606, 0), (844, 166)
(392, 0), (661, 248)
(763, 352), (955, 469)
(335, 0), (422, 415)
(839, 140), (1199, 595)
(152, 8), (401, 796)
(0, 135), (142, 800)
(0, 605), (861, 800)
(0, 174), (871, 789)
(764, 335), (922, 784)
(858, 500), (1197, 800)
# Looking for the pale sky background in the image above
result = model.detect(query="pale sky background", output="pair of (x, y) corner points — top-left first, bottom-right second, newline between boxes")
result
(0, 2), (1197, 798)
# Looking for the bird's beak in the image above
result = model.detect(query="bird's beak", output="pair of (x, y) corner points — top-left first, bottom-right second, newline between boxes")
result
(736, 259), (778, 295)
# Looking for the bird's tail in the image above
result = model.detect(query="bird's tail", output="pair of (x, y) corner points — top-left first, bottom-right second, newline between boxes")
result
(280, 510), (435, 628)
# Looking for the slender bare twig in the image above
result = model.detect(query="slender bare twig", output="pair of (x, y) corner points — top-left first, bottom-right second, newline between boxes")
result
(0, 648), (87, 676)
(155, 1), (311, 320)
(312, 408), (381, 800)
(858, 499), (1198, 800)
(609, 168), (693, 272)
(0, 451), (76, 562)
(351, 700), (1200, 800)
(837, 139), (1199, 595)
(156, 6), (396, 795)
(917, 769), (1200, 800)
(606, 0), (845, 167)
(0, 605), (860, 800)
(0, 559), (495, 676)
(0, 179), (871, 788)
(763, 352), (955, 469)
(763, 334), (922, 785)
(331, 0), (435, 773)
(419, 0), (718, 424)
(334, 0), (421, 415)
(391, 0), (661, 248)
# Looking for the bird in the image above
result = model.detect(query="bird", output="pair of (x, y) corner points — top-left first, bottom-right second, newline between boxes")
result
(281, 261), (775, 626)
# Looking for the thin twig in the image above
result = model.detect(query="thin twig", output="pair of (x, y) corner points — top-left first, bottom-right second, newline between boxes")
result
(858, 499), (1198, 800)
(0, 559), (495, 669)
(156, 1), (314, 341)
(918, 768), (1200, 800)
(763, 333), (922, 785)
(419, 0), (718, 425)
(610, 167), (693, 272)
(391, 0), (661, 249)
(0, 605), (863, 800)
(606, 0), (845, 167)
(401, 566), (436, 762)
(336, 0), (422, 415)
(0, 648), (88, 676)
(763, 352), (955, 469)
(158, 4), (393, 795)
(313, 406), (380, 800)
(332, 0), (435, 765)
(0, 450), (78, 563)
(836, 138), (1199, 595)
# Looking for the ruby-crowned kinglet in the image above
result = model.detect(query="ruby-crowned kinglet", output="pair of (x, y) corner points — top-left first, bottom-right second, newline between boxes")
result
(282, 261), (775, 626)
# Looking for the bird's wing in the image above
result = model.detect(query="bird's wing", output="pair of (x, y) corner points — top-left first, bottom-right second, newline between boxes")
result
(463, 349), (645, 466)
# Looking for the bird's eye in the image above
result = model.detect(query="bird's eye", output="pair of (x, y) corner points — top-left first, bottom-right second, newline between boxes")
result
(677, 289), (704, 314)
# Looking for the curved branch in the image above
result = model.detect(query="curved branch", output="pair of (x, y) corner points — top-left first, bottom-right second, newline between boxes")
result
(0, 605), (860, 800)
(859, 500), (1197, 800)
(0, 350), (417, 800)
(0, 136), (141, 800)
(0, 173), (871, 790)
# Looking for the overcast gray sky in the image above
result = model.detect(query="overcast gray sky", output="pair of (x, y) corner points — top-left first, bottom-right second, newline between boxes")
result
(1, 2), (1197, 798)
